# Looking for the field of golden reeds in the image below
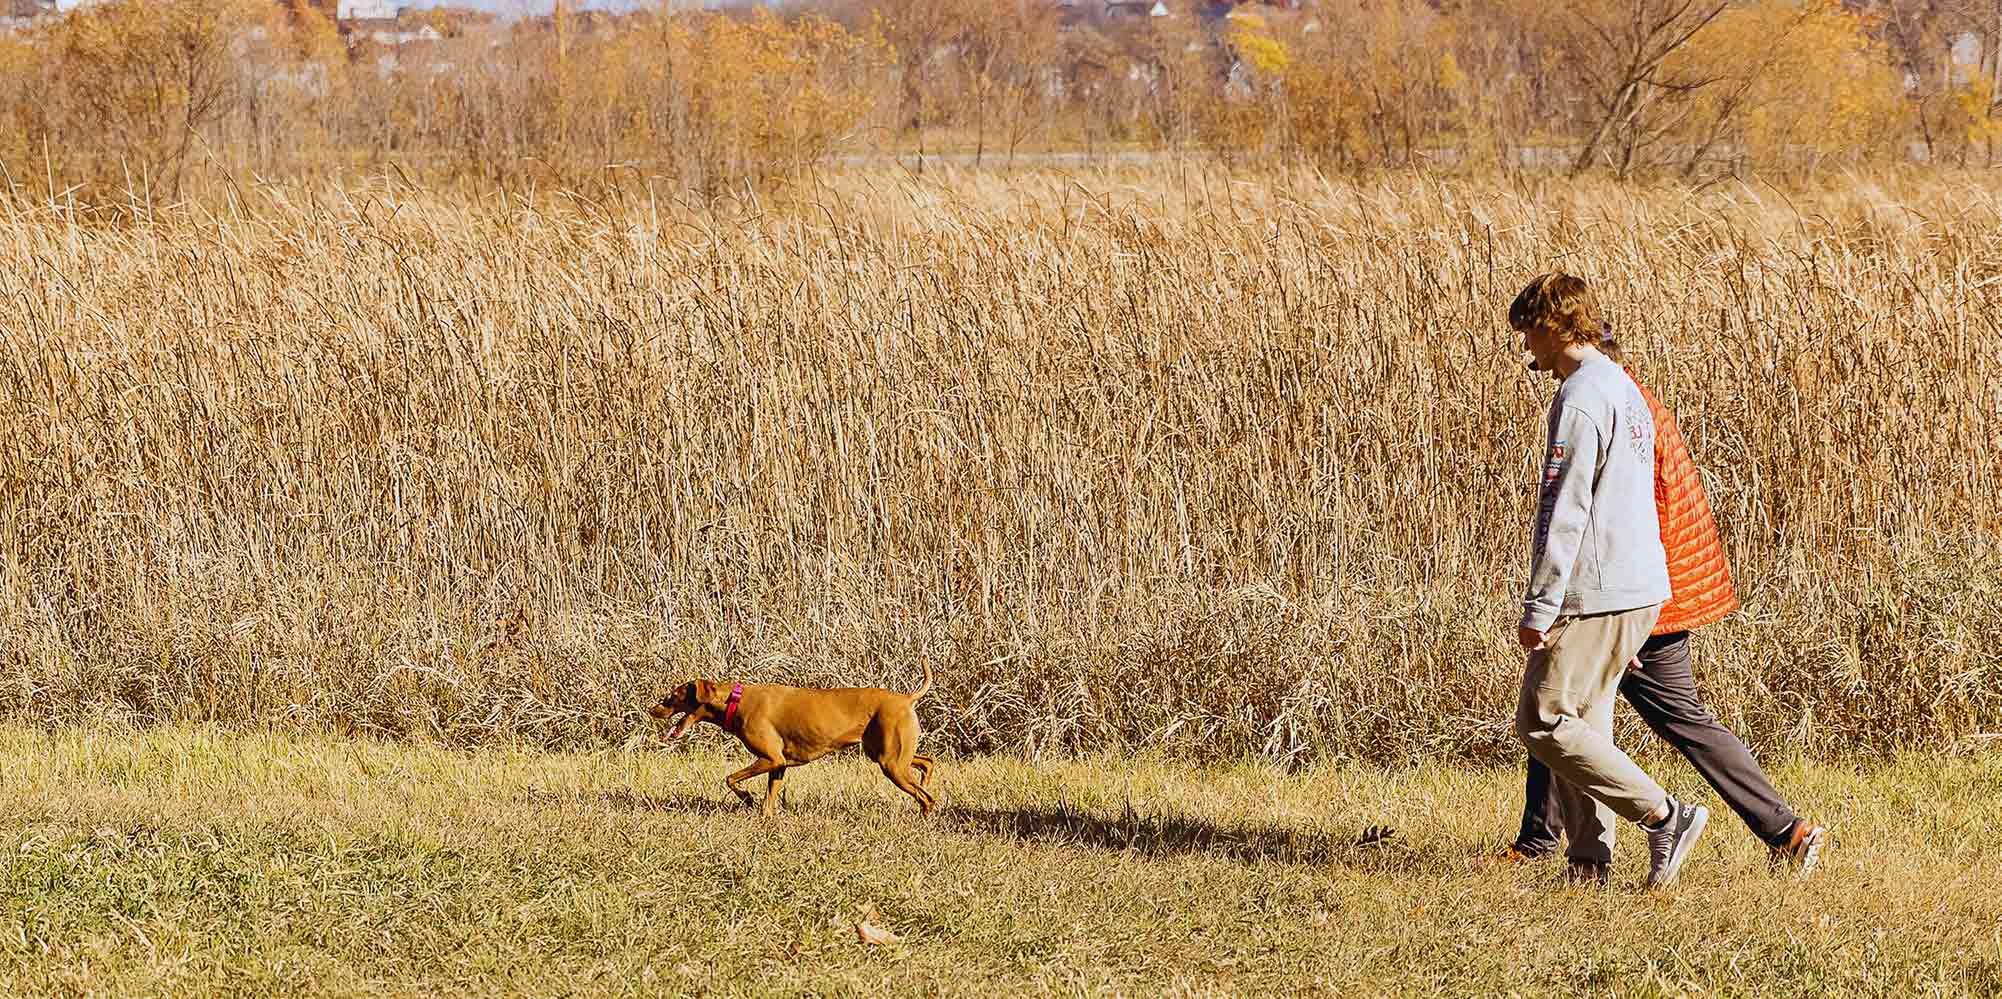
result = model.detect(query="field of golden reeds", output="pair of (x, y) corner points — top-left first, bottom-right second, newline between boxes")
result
(1, 168), (1997, 762)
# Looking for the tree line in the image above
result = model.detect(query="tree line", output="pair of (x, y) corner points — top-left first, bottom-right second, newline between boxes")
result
(1, 0), (1999, 199)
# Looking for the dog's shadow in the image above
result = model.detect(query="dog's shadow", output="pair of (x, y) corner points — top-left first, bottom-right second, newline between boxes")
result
(533, 786), (1423, 873)
(943, 799), (1420, 872)
(528, 785), (741, 816)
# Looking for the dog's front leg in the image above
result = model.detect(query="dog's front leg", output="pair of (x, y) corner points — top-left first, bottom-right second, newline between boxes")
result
(724, 758), (783, 809)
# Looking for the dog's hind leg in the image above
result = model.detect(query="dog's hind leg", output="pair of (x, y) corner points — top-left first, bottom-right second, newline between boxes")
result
(910, 755), (936, 787)
(879, 760), (935, 816)
(763, 766), (789, 817)
(865, 712), (934, 815)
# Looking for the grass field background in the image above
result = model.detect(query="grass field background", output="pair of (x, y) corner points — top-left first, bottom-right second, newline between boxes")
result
(1, 167), (1998, 762)
(1, 725), (1997, 996)
(2, 166), (2000, 993)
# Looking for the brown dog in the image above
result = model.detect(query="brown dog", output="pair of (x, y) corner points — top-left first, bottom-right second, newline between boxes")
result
(648, 664), (936, 816)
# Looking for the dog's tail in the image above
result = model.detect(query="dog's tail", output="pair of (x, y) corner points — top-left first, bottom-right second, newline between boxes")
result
(907, 661), (933, 702)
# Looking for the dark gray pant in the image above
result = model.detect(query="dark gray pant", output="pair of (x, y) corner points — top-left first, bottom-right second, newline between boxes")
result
(1515, 631), (1801, 857)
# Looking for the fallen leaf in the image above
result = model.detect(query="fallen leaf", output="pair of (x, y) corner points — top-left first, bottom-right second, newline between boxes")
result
(856, 920), (902, 946)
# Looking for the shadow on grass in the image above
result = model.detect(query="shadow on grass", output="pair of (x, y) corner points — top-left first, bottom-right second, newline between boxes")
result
(944, 799), (1421, 871)
(525, 785), (743, 816)
(531, 784), (1430, 872)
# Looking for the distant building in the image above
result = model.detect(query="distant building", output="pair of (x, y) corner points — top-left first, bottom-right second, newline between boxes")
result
(1056, 0), (1176, 28)
(1948, 31), (1989, 87)
(348, 19), (441, 46)
(339, 0), (397, 19)
(1952, 31), (1982, 69)
(0, 0), (50, 33)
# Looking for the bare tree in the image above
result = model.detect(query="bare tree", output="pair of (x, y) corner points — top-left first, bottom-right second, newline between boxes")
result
(43, 0), (266, 197)
(848, 0), (976, 171)
(953, 0), (1059, 166)
(1562, 0), (1728, 178)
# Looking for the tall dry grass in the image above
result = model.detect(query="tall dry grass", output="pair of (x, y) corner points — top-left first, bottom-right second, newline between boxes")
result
(0, 168), (1997, 762)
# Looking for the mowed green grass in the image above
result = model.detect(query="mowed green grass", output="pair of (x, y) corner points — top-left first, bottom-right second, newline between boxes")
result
(0, 727), (1997, 997)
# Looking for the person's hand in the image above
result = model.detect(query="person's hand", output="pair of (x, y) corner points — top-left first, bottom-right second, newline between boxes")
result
(1517, 626), (1548, 651)
(1625, 656), (1641, 672)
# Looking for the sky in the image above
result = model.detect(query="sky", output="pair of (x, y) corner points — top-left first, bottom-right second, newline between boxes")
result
(394, 0), (717, 11)
(48, 0), (736, 15)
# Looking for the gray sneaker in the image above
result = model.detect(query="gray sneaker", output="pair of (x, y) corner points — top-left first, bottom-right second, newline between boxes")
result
(1645, 798), (1709, 888)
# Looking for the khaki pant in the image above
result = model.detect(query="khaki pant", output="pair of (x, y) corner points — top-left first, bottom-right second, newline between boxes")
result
(1514, 604), (1667, 865)
(1516, 630), (1803, 858)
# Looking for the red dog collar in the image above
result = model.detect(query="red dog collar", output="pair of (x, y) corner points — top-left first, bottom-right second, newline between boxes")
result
(722, 683), (744, 733)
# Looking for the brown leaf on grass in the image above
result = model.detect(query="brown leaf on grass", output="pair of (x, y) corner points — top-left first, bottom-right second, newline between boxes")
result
(856, 920), (902, 946)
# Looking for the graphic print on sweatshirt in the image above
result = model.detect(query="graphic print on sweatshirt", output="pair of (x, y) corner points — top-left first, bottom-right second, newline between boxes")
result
(1534, 438), (1569, 550)
(1625, 396), (1653, 463)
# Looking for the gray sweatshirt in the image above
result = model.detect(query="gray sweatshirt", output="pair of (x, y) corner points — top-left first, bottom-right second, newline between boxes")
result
(1521, 352), (1671, 632)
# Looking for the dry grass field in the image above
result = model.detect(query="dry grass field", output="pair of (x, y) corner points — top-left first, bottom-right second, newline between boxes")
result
(2, 167), (2000, 995)
(2, 167), (1997, 762)
(0, 725), (1998, 997)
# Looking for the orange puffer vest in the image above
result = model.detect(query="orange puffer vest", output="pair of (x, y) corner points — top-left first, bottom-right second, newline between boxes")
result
(1639, 381), (1739, 634)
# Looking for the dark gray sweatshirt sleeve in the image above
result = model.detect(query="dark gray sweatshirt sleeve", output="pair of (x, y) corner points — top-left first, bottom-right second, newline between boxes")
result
(1522, 403), (1603, 631)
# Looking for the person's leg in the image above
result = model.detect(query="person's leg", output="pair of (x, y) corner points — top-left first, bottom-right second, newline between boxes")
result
(1551, 679), (1622, 867)
(1514, 753), (1564, 857)
(1618, 631), (1801, 846)
(1515, 605), (1668, 865)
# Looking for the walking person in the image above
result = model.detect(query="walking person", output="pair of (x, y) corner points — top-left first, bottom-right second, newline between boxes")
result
(1498, 333), (1828, 873)
(1508, 272), (1709, 888)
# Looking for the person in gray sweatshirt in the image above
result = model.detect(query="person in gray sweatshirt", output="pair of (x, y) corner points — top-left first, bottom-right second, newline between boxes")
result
(1508, 272), (1709, 888)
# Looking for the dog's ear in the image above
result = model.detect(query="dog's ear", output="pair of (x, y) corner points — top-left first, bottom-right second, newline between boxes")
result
(693, 679), (716, 706)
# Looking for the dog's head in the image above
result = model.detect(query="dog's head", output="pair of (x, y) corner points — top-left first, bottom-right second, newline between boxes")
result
(648, 679), (719, 739)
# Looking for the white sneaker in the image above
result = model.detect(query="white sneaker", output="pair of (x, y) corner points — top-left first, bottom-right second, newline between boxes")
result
(1645, 798), (1709, 888)
(1770, 819), (1828, 876)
